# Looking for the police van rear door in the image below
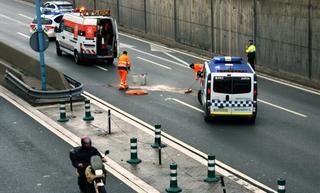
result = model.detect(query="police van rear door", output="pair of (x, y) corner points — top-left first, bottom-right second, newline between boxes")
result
(229, 73), (253, 115)
(211, 74), (232, 115)
(211, 73), (253, 115)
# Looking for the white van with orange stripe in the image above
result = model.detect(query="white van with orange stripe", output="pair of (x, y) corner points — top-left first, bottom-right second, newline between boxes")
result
(55, 9), (119, 64)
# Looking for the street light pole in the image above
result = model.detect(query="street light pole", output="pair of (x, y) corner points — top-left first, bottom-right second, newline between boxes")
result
(36, 0), (47, 90)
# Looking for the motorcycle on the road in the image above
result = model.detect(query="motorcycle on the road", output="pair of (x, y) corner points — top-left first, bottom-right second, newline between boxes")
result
(83, 150), (109, 193)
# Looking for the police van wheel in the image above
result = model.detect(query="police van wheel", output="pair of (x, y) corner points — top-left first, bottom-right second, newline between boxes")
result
(106, 58), (114, 65)
(204, 115), (211, 122)
(74, 51), (81, 65)
(197, 90), (202, 105)
(56, 42), (62, 56)
(248, 115), (256, 123)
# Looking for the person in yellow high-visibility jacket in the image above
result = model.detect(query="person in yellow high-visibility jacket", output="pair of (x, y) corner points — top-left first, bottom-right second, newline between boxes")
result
(117, 51), (131, 90)
(246, 40), (256, 70)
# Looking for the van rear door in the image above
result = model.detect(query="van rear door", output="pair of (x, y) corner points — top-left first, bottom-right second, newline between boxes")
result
(96, 18), (114, 56)
(211, 75), (232, 115)
(229, 74), (253, 115)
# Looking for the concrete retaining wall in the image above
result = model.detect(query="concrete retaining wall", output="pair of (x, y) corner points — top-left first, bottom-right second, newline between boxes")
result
(0, 41), (69, 90)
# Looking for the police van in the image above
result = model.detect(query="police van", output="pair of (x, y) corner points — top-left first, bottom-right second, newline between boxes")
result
(55, 9), (119, 64)
(198, 56), (257, 122)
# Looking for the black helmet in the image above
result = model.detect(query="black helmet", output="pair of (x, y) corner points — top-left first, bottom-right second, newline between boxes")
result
(189, 63), (194, 69)
(123, 50), (128, 55)
(81, 136), (92, 149)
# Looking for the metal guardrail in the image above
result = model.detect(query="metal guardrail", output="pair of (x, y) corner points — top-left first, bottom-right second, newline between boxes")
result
(4, 70), (83, 99)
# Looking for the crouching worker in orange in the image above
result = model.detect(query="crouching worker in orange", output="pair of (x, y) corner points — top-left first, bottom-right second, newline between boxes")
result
(117, 51), (131, 90)
(189, 63), (204, 80)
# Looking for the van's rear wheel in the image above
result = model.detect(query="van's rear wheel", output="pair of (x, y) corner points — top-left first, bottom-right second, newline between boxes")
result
(56, 41), (62, 56)
(98, 186), (107, 193)
(197, 90), (202, 105)
(249, 105), (257, 123)
(74, 51), (81, 65)
(106, 58), (114, 65)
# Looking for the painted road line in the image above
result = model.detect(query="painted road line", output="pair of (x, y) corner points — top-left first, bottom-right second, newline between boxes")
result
(14, 0), (35, 7)
(257, 74), (320, 96)
(165, 98), (203, 113)
(18, 13), (33, 20)
(0, 14), (29, 27)
(83, 91), (273, 193)
(0, 86), (158, 193)
(17, 32), (29, 39)
(258, 99), (307, 118)
(120, 33), (320, 95)
(128, 47), (188, 69)
(95, 65), (108, 72)
(137, 57), (172, 70)
(166, 97), (307, 118)
(120, 33), (207, 61)
(164, 52), (189, 67)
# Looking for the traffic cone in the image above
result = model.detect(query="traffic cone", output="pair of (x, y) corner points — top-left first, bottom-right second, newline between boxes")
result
(165, 163), (182, 193)
(151, 124), (167, 148)
(57, 101), (69, 122)
(204, 154), (220, 182)
(127, 137), (142, 165)
(83, 99), (94, 121)
(277, 178), (286, 193)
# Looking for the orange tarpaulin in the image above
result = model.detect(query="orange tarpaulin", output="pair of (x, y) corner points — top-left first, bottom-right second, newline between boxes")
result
(125, 90), (148, 95)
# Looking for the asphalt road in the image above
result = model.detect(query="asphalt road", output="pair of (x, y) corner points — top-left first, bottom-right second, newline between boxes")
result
(0, 0), (319, 192)
(0, 96), (137, 193)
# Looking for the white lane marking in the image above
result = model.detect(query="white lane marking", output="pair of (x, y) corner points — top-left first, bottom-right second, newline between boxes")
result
(17, 32), (30, 39)
(84, 91), (274, 193)
(164, 52), (189, 66)
(13, 0), (35, 7)
(0, 86), (158, 193)
(137, 57), (172, 70)
(258, 99), (307, 118)
(128, 47), (188, 69)
(257, 74), (320, 96)
(166, 97), (307, 118)
(0, 14), (29, 27)
(165, 98), (203, 113)
(120, 33), (320, 95)
(120, 32), (207, 61)
(95, 65), (108, 72)
(18, 13), (33, 20)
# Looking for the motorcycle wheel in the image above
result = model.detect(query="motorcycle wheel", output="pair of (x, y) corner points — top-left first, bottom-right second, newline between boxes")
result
(97, 186), (107, 193)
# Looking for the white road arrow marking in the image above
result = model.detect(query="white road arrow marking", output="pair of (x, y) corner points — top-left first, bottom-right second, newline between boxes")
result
(164, 52), (190, 67)
(137, 57), (172, 70)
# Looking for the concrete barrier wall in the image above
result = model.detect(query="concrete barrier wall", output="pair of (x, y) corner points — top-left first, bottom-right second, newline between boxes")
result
(0, 41), (68, 90)
(256, 0), (309, 79)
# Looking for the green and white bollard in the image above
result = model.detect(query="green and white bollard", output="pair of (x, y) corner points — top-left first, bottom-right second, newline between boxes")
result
(57, 101), (69, 122)
(151, 124), (166, 148)
(277, 178), (286, 193)
(127, 137), (142, 165)
(165, 163), (182, 193)
(83, 99), (94, 121)
(204, 154), (220, 182)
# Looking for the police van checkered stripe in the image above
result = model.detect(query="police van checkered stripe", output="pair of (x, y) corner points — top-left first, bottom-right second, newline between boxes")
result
(212, 100), (252, 107)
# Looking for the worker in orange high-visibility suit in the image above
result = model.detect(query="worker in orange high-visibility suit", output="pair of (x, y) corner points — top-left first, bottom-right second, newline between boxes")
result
(117, 51), (131, 90)
(189, 63), (204, 80)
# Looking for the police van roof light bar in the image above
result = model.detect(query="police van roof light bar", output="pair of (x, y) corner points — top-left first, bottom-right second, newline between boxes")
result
(213, 56), (242, 63)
